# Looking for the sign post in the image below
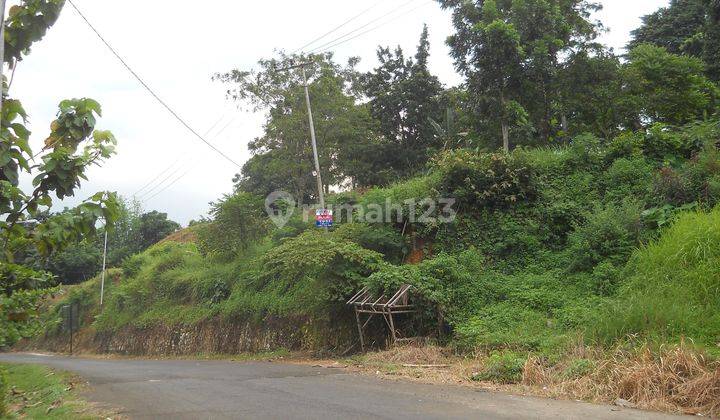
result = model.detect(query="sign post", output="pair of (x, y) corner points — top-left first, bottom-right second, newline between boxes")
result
(62, 303), (78, 355)
(315, 208), (333, 229)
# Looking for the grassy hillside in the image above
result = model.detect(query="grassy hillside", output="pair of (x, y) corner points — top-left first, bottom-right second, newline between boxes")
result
(36, 121), (720, 360)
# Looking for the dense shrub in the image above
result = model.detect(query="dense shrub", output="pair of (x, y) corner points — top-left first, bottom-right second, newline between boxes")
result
(197, 192), (269, 259)
(121, 254), (146, 279)
(472, 351), (527, 384)
(455, 303), (553, 351)
(433, 149), (535, 209)
(566, 201), (646, 272)
(224, 229), (386, 319)
(602, 157), (654, 202)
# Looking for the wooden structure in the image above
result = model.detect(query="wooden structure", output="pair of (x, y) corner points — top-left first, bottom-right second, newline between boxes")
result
(347, 284), (416, 351)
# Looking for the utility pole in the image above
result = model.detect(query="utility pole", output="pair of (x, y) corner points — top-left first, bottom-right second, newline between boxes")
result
(99, 229), (108, 306)
(276, 61), (325, 210)
(301, 65), (326, 210)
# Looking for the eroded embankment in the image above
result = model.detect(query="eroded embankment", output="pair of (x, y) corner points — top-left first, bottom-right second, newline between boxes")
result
(16, 316), (356, 356)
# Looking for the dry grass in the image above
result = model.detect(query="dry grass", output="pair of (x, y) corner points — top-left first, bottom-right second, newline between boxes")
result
(521, 341), (720, 416)
(159, 227), (198, 245)
(363, 343), (449, 365)
(608, 344), (720, 415)
(352, 341), (720, 417)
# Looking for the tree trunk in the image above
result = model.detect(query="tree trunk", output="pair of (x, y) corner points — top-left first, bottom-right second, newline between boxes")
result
(500, 90), (510, 152)
(501, 123), (509, 152)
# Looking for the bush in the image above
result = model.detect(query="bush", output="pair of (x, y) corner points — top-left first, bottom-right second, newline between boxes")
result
(566, 201), (645, 272)
(237, 229), (386, 316)
(197, 192), (270, 259)
(454, 300), (566, 352)
(472, 351), (527, 384)
(333, 223), (406, 264)
(588, 261), (622, 296)
(602, 157), (654, 202)
(121, 254), (146, 278)
(433, 149), (535, 209)
(365, 250), (484, 331)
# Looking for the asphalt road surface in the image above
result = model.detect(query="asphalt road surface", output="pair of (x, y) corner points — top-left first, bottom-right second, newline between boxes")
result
(0, 353), (682, 419)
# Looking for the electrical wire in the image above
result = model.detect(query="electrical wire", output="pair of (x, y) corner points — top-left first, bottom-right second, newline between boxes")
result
(306, 0), (420, 54)
(313, 1), (433, 54)
(142, 166), (195, 203)
(291, 1), (384, 54)
(132, 113), (229, 197)
(67, 0), (243, 169)
(141, 117), (239, 203)
(136, 163), (186, 200)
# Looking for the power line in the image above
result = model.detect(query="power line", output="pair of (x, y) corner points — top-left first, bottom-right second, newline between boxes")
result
(142, 166), (194, 203)
(66, 0), (243, 169)
(291, 1), (383, 54)
(141, 117), (239, 203)
(314, 1), (433, 54)
(132, 113), (229, 197)
(306, 0), (420, 54)
(137, 163), (186, 200)
(137, 117), (237, 201)
(132, 158), (183, 197)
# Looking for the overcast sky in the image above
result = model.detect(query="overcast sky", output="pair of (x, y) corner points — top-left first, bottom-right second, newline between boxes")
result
(13, 0), (668, 225)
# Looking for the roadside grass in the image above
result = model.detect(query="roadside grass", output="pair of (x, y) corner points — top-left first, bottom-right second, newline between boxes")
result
(0, 363), (100, 419)
(347, 341), (720, 417)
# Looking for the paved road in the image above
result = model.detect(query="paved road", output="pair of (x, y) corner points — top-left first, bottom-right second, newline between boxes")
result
(0, 353), (681, 419)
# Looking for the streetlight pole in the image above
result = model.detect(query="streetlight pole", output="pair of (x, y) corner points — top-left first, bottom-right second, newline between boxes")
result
(99, 229), (108, 306)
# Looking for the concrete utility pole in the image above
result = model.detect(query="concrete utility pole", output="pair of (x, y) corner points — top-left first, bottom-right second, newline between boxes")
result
(301, 65), (326, 210)
(276, 61), (326, 210)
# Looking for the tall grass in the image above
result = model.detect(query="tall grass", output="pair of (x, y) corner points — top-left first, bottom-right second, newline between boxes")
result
(590, 207), (720, 348)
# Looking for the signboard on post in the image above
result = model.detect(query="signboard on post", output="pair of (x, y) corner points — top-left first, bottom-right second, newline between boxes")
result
(62, 303), (79, 355)
(315, 209), (333, 228)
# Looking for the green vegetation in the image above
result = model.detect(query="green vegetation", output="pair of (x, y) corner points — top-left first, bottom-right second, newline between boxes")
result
(38, 119), (720, 363)
(38, 200), (181, 285)
(472, 351), (526, 384)
(0, 363), (96, 419)
(590, 208), (720, 346)
(0, 1), (120, 348)
(6, 0), (720, 414)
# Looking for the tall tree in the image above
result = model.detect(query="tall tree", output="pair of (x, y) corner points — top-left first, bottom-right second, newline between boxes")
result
(361, 25), (444, 173)
(705, 0), (720, 80)
(629, 0), (720, 81)
(438, 0), (602, 148)
(628, 0), (707, 56)
(622, 44), (719, 127)
(557, 49), (625, 139)
(135, 211), (180, 250)
(216, 53), (375, 201)
(1, 0), (119, 347)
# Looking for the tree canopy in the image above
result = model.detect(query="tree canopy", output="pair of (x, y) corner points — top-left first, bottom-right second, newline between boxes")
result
(1, 0), (119, 346)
